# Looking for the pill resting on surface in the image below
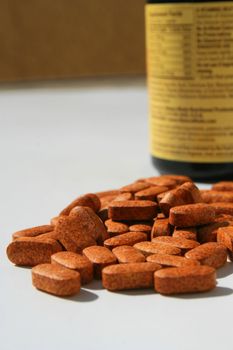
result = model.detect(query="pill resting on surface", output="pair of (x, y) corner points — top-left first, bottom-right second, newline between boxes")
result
(154, 265), (216, 295)
(32, 263), (80, 296)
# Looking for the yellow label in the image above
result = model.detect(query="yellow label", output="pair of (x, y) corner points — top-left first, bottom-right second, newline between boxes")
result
(146, 2), (233, 163)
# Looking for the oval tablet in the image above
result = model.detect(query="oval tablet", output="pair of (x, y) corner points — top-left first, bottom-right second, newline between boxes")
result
(102, 262), (161, 291)
(185, 242), (227, 269)
(134, 241), (181, 257)
(169, 203), (215, 227)
(112, 246), (146, 263)
(6, 237), (62, 266)
(152, 236), (200, 254)
(154, 265), (216, 295)
(12, 225), (54, 241)
(147, 254), (200, 268)
(32, 263), (80, 296)
(104, 232), (147, 250)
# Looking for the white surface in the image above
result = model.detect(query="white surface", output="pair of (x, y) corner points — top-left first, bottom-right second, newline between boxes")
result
(0, 78), (233, 350)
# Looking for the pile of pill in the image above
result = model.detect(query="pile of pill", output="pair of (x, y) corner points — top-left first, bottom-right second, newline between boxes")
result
(6, 175), (233, 296)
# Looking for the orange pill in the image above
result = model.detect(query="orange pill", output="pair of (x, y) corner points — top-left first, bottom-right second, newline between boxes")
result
(112, 245), (146, 263)
(134, 241), (181, 257)
(169, 203), (215, 227)
(102, 262), (161, 291)
(32, 263), (80, 296)
(201, 190), (233, 203)
(7, 237), (62, 266)
(154, 265), (216, 295)
(147, 254), (200, 268)
(217, 226), (233, 252)
(104, 219), (129, 237)
(152, 236), (199, 254)
(104, 231), (147, 250)
(185, 242), (227, 269)
(151, 218), (172, 239)
(12, 225), (54, 241)
(135, 186), (168, 201)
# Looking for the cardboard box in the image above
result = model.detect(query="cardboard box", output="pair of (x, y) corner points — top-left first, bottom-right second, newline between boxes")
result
(0, 0), (145, 82)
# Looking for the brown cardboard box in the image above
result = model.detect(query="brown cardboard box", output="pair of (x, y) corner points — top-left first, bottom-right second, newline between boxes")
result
(0, 0), (145, 82)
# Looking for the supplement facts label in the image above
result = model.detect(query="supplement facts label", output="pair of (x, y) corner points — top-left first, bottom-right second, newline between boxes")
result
(146, 2), (233, 163)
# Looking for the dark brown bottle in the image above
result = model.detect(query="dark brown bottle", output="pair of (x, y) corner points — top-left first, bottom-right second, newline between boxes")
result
(146, 0), (233, 181)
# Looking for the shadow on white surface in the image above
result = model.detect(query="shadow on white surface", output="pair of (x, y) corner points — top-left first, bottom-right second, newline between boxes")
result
(113, 289), (156, 296)
(171, 286), (233, 299)
(67, 289), (98, 302)
(217, 262), (233, 279)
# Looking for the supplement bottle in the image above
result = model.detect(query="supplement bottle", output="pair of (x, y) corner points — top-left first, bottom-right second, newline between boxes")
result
(146, 0), (233, 180)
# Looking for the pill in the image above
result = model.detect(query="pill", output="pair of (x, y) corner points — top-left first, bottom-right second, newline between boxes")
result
(152, 236), (200, 254)
(95, 189), (120, 198)
(114, 192), (133, 201)
(82, 246), (117, 279)
(104, 219), (129, 237)
(210, 202), (233, 216)
(173, 230), (197, 241)
(60, 193), (101, 216)
(129, 224), (152, 234)
(212, 181), (233, 192)
(217, 226), (233, 252)
(144, 177), (177, 189)
(112, 245), (146, 263)
(12, 225), (54, 241)
(201, 190), (233, 203)
(69, 206), (107, 243)
(160, 182), (202, 216)
(7, 237), (62, 266)
(70, 205), (110, 243)
(169, 203), (215, 227)
(147, 254), (200, 267)
(146, 175), (192, 186)
(185, 242), (227, 269)
(104, 231), (147, 250)
(59, 206), (108, 246)
(197, 218), (232, 243)
(108, 200), (158, 221)
(102, 262), (161, 291)
(120, 182), (151, 194)
(135, 186), (168, 201)
(33, 231), (60, 241)
(51, 251), (93, 284)
(151, 218), (172, 239)
(32, 263), (80, 296)
(154, 265), (216, 295)
(55, 215), (97, 252)
(134, 241), (181, 257)
(159, 174), (193, 185)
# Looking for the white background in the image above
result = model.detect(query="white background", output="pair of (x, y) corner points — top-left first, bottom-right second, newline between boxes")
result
(1, 78), (233, 350)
